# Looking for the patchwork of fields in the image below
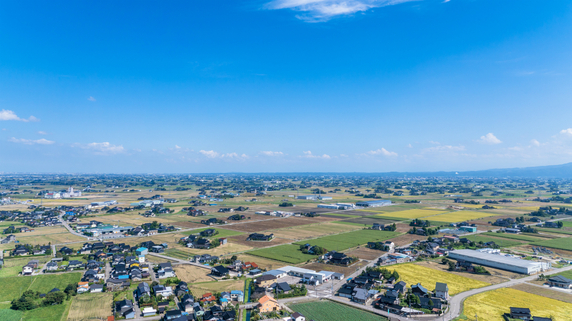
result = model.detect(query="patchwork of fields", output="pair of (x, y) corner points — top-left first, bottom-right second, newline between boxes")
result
(532, 237), (572, 251)
(374, 209), (448, 220)
(294, 229), (400, 252)
(463, 288), (572, 321)
(428, 211), (496, 223)
(248, 244), (318, 264)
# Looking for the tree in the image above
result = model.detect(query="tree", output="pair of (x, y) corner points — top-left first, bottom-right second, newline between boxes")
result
(558, 221), (564, 228)
(428, 299), (434, 309)
(392, 270), (399, 281)
(441, 258), (449, 265)
(231, 255), (237, 261)
(43, 291), (65, 306)
(448, 261), (456, 271)
(11, 296), (38, 311)
(64, 283), (77, 296)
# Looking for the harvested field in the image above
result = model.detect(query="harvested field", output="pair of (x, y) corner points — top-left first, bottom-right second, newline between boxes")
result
(414, 261), (507, 285)
(67, 292), (113, 321)
(336, 217), (399, 226)
(269, 222), (361, 241)
(463, 288), (572, 321)
(464, 235), (525, 248)
(171, 221), (207, 229)
(94, 214), (180, 227)
(532, 237), (572, 251)
(223, 217), (334, 233)
(181, 227), (245, 238)
(226, 235), (292, 248)
(301, 261), (369, 275)
(391, 263), (490, 295)
(384, 233), (426, 247)
(344, 247), (384, 260)
(294, 230), (400, 252)
(189, 280), (245, 298)
(511, 283), (572, 304)
(481, 232), (551, 242)
(174, 265), (213, 283)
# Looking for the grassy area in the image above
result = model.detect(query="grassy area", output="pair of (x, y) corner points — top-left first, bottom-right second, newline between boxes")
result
(294, 229), (400, 252)
(189, 280), (245, 297)
(331, 221), (370, 227)
(391, 264), (490, 295)
(248, 244), (318, 264)
(0, 308), (24, 320)
(0, 256), (51, 278)
(532, 237), (572, 251)
(463, 288), (572, 320)
(23, 300), (71, 321)
(28, 273), (82, 294)
(536, 228), (572, 235)
(481, 232), (547, 242)
(0, 276), (35, 301)
(290, 300), (386, 321)
(165, 248), (194, 260)
(464, 235), (524, 248)
(244, 278), (252, 303)
(181, 227), (245, 238)
(556, 270), (572, 280)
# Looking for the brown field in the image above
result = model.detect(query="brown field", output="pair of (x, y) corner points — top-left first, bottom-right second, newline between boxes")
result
(174, 265), (213, 283)
(8, 233), (86, 246)
(171, 221), (209, 229)
(94, 214), (181, 227)
(344, 247), (384, 260)
(227, 235), (293, 248)
(510, 244), (572, 259)
(269, 222), (361, 241)
(67, 292), (113, 321)
(189, 280), (245, 297)
(511, 283), (572, 304)
(234, 254), (285, 271)
(224, 217), (335, 233)
(301, 261), (369, 276)
(385, 232), (426, 246)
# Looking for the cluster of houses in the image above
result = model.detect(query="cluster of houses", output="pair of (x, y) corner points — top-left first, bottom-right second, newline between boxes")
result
(180, 229), (225, 249)
(0, 208), (62, 228)
(254, 210), (294, 217)
(12, 243), (51, 256)
(246, 233), (274, 241)
(201, 217), (227, 226)
(373, 280), (449, 316)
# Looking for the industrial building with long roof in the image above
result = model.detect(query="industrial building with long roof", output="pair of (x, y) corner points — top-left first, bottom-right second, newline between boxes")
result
(448, 249), (551, 274)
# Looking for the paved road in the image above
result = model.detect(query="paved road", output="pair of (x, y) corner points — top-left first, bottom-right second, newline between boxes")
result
(147, 252), (212, 270)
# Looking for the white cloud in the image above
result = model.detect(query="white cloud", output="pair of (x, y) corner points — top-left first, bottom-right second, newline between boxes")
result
(38, 131), (48, 135)
(300, 151), (331, 159)
(74, 142), (125, 154)
(8, 137), (54, 145)
(175, 145), (181, 149)
(0, 109), (39, 122)
(200, 150), (219, 158)
(508, 146), (523, 151)
(477, 133), (502, 144)
(560, 128), (572, 136)
(407, 144), (413, 148)
(260, 151), (284, 156)
(88, 96), (96, 102)
(423, 145), (466, 152)
(366, 148), (398, 157)
(265, 0), (414, 22)
(530, 139), (541, 146)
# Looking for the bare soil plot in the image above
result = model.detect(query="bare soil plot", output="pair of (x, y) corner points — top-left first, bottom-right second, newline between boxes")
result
(174, 265), (213, 283)
(301, 261), (369, 276)
(187, 242), (255, 257)
(338, 217), (398, 226)
(511, 283), (572, 304)
(344, 247), (384, 260)
(173, 221), (207, 229)
(223, 217), (335, 233)
(414, 261), (508, 285)
(511, 244), (572, 260)
(226, 235), (292, 248)
(94, 213), (180, 227)
(385, 232), (427, 247)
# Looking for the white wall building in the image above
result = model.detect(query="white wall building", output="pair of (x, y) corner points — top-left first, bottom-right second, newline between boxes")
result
(448, 249), (551, 274)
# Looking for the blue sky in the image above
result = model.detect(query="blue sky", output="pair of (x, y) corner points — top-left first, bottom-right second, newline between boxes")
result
(1, 0), (572, 173)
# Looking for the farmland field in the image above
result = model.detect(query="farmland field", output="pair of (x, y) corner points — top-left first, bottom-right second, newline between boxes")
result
(181, 227), (245, 238)
(462, 288), (572, 320)
(290, 300), (386, 321)
(248, 244), (318, 264)
(536, 228), (572, 235)
(28, 273), (82, 294)
(174, 265), (213, 283)
(67, 292), (113, 321)
(189, 280), (245, 297)
(391, 264), (490, 295)
(0, 276), (35, 301)
(464, 235), (525, 248)
(234, 254), (285, 271)
(294, 229), (400, 252)
(532, 237), (572, 251)
(269, 222), (361, 240)
(481, 232), (549, 242)
(224, 217), (334, 233)
(427, 211), (496, 223)
(373, 209), (448, 220)
(0, 256), (51, 277)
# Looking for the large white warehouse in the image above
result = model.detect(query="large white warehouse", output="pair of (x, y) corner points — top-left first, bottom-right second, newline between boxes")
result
(448, 249), (551, 275)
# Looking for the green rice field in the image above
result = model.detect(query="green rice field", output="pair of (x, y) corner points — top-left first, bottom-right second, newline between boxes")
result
(290, 300), (386, 321)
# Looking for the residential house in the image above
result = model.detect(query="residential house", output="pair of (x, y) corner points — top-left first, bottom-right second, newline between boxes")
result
(115, 299), (135, 319)
(435, 282), (449, 300)
(90, 284), (104, 293)
(247, 233), (274, 241)
(275, 282), (292, 294)
(509, 307), (532, 320)
(257, 295), (280, 313)
(547, 275), (572, 289)
(211, 265), (229, 277)
(411, 283), (429, 298)
(256, 274), (277, 288)
(394, 281), (407, 294)
(153, 285), (173, 299)
(291, 312), (306, 321)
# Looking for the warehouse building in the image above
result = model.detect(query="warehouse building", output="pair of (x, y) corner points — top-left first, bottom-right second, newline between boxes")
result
(355, 200), (391, 208)
(297, 195), (317, 200)
(448, 249), (551, 274)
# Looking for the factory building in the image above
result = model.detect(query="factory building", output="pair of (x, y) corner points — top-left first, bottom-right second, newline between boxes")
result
(297, 195), (317, 200)
(355, 200), (392, 208)
(448, 249), (551, 274)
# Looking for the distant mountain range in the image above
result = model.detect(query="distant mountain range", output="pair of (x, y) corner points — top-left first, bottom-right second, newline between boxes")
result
(373, 162), (572, 178)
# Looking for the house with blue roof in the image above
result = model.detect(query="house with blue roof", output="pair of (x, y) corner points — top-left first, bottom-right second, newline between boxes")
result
(136, 247), (148, 256)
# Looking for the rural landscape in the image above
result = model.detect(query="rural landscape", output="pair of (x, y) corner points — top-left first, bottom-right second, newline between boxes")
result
(1, 174), (572, 320)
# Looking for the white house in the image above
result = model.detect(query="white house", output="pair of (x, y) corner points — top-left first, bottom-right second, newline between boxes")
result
(435, 282), (449, 300)
(291, 312), (306, 321)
